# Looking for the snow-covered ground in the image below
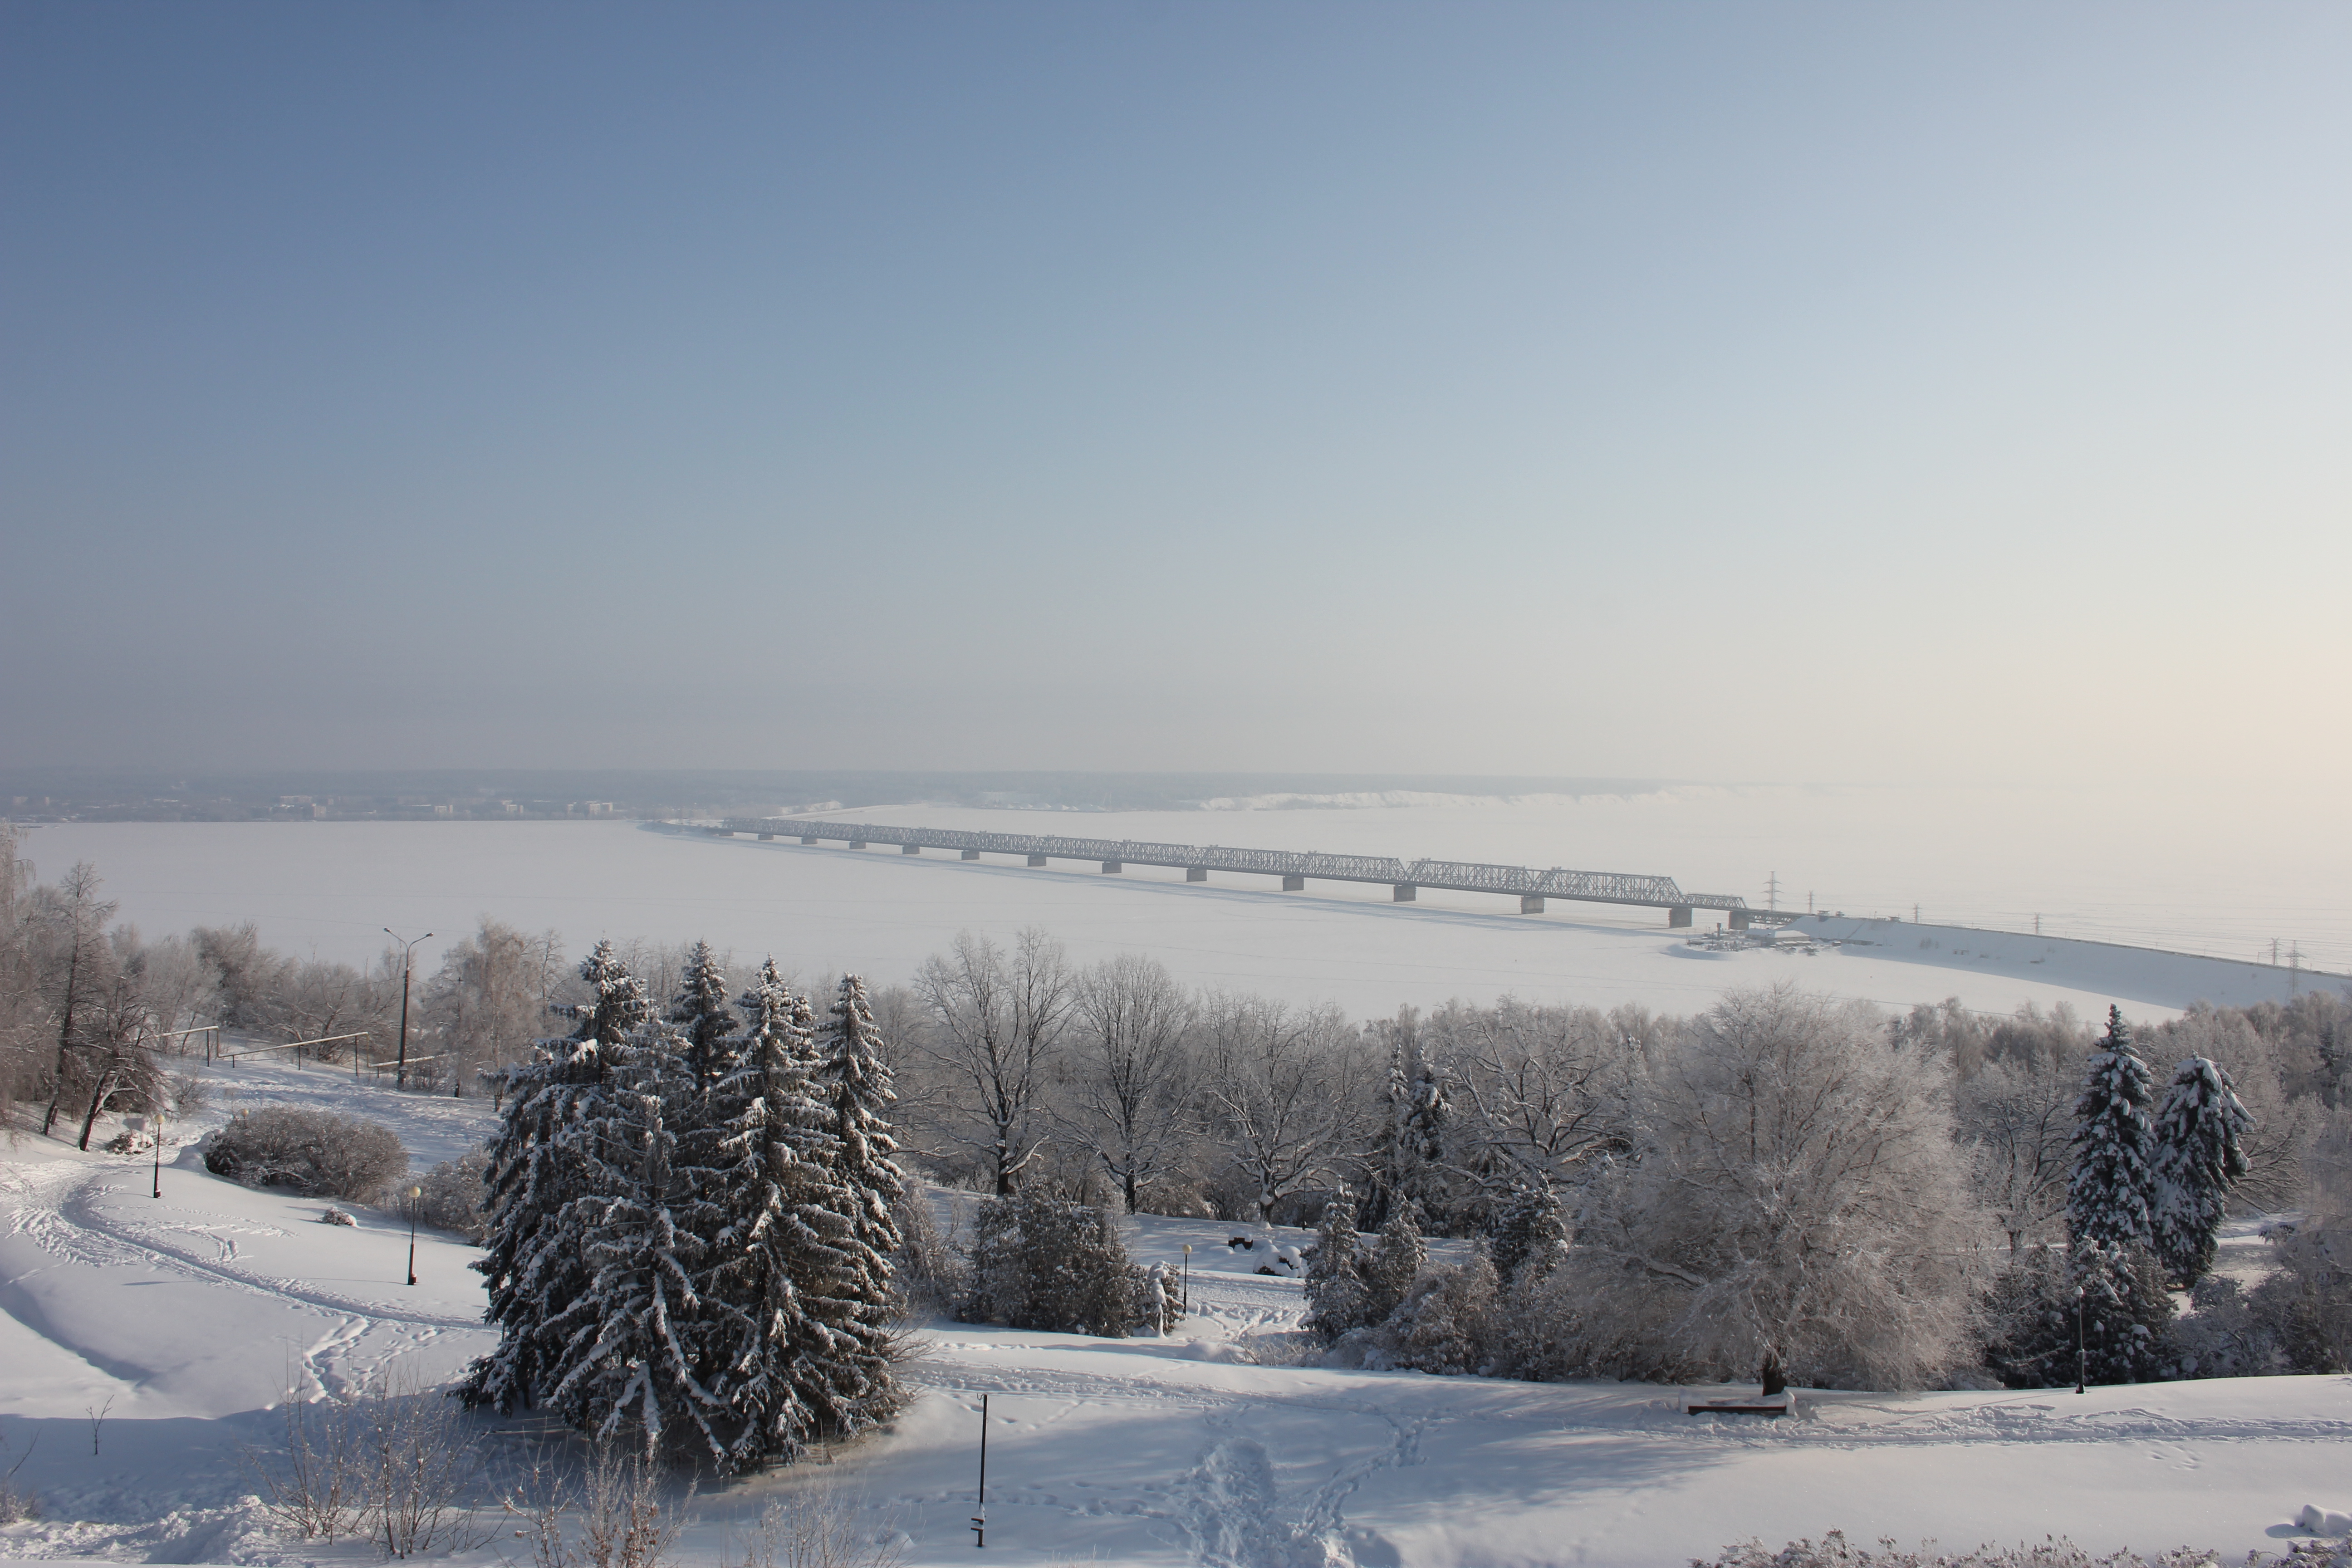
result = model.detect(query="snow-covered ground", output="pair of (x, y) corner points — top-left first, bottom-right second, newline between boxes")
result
(15, 788), (2347, 1023)
(5, 1063), (2351, 1567)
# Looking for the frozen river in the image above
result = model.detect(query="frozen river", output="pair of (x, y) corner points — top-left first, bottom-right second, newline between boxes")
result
(16, 780), (2343, 1020)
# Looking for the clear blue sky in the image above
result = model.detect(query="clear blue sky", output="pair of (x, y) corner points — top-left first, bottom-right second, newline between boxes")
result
(5, 3), (2345, 784)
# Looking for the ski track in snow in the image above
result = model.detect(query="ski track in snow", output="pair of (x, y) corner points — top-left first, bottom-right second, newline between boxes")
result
(11, 1162), (478, 1334)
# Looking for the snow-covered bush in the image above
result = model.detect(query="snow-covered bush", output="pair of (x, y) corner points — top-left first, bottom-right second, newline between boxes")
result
(725, 1485), (906, 1568)
(889, 1185), (964, 1313)
(413, 1150), (490, 1241)
(1700, 1532), (2272, 1566)
(1345, 1254), (1501, 1375)
(2260, 1110), (2352, 1372)
(961, 1188), (1147, 1337)
(1487, 1182), (1569, 1285)
(204, 1105), (409, 1201)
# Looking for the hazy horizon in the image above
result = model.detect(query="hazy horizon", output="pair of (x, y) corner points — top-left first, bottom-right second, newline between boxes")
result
(5, 4), (2346, 790)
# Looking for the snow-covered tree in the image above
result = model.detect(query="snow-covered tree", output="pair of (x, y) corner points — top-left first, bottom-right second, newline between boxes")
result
(1487, 1181), (1569, 1284)
(466, 943), (654, 1416)
(2067, 1006), (2156, 1254)
(541, 1020), (730, 1462)
(667, 940), (734, 1090)
(1303, 1186), (1369, 1338)
(699, 960), (849, 1464)
(802, 975), (906, 1430)
(1542, 986), (1987, 1390)
(2150, 1056), (2253, 1289)
(913, 929), (1072, 1195)
(1203, 994), (1367, 1222)
(1360, 1203), (1426, 1326)
(1063, 954), (1195, 1213)
(1365, 1009), (1453, 1228)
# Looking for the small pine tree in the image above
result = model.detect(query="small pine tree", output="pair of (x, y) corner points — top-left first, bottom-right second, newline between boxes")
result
(1304, 1186), (1369, 1339)
(2068, 1006), (2156, 1252)
(667, 940), (735, 1090)
(1487, 1181), (1570, 1284)
(1361, 1203), (1426, 1326)
(2150, 1056), (2253, 1289)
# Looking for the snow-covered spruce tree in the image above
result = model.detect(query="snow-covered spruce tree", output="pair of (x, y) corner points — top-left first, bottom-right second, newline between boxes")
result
(2149, 1056), (2253, 1289)
(1303, 1186), (1370, 1339)
(1488, 1181), (1570, 1284)
(799, 975), (907, 1431)
(667, 940), (735, 1090)
(698, 959), (851, 1465)
(2067, 1006), (2156, 1253)
(541, 1019), (732, 1462)
(1360, 1203), (1427, 1327)
(464, 941), (653, 1414)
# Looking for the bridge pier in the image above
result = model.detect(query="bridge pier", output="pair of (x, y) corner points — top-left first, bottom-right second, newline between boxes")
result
(1026, 854), (1048, 867)
(1186, 867), (1207, 882)
(1102, 861), (1122, 874)
(1282, 875), (1306, 892)
(1521, 895), (1545, 914)
(801, 835), (819, 846)
(961, 848), (981, 861)
(1392, 883), (1416, 902)
(848, 840), (867, 850)
(1729, 910), (1750, 931)
(1668, 906), (1693, 928)
(902, 843), (922, 855)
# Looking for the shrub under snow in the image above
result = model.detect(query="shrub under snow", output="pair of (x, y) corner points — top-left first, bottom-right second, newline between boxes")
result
(202, 1105), (408, 1202)
(412, 1150), (490, 1241)
(962, 1188), (1158, 1337)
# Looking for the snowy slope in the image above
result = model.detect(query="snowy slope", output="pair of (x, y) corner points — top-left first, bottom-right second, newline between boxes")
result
(5, 1067), (2351, 1567)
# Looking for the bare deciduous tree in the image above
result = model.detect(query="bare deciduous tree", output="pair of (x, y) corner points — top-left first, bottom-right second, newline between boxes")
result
(1061, 954), (1196, 1213)
(1203, 993), (1365, 1222)
(912, 929), (1072, 1194)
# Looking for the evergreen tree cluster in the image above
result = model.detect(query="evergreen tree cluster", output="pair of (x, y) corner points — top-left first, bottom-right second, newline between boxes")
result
(462, 941), (906, 1470)
(1995, 1006), (2258, 1386)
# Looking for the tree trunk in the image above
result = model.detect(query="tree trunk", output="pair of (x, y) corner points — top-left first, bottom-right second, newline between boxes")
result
(78, 1061), (122, 1152)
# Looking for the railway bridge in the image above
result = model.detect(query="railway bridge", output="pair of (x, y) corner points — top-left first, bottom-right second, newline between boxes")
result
(707, 817), (1765, 927)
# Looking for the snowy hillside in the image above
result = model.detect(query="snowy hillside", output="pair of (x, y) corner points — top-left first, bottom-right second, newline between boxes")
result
(5, 1064), (2351, 1567)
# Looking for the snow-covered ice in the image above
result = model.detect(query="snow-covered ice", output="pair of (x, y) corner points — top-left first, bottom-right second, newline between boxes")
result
(15, 791), (2346, 1024)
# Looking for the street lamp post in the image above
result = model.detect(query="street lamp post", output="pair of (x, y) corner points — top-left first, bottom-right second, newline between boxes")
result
(2074, 1285), (2087, 1394)
(152, 1110), (165, 1199)
(1181, 1243), (1191, 1315)
(384, 929), (432, 1091)
(407, 1184), (422, 1286)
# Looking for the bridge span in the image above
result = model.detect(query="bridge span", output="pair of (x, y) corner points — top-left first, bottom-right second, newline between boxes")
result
(706, 817), (1766, 927)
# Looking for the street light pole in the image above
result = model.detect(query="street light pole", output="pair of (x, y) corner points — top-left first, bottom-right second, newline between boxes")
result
(2074, 1285), (2087, 1394)
(152, 1111), (165, 1199)
(407, 1184), (422, 1286)
(384, 929), (431, 1091)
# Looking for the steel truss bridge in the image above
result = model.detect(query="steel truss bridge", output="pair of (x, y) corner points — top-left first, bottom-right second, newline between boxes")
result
(707, 818), (1763, 926)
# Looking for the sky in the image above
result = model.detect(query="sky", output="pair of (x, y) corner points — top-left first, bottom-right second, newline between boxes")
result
(4, 3), (2347, 786)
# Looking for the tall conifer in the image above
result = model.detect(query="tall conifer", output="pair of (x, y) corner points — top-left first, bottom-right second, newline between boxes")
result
(2150, 1055), (2253, 1289)
(2067, 1005), (2156, 1252)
